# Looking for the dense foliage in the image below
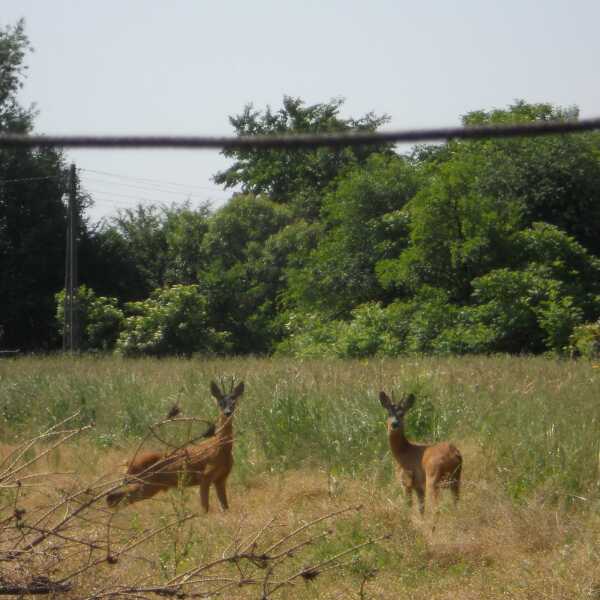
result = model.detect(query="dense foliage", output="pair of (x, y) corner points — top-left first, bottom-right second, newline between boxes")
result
(0, 21), (70, 350)
(2, 22), (600, 357)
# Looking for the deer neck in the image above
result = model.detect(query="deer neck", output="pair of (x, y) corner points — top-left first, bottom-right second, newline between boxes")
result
(388, 421), (414, 460)
(216, 414), (235, 452)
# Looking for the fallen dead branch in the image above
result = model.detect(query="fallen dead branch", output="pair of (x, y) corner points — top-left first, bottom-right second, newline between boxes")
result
(0, 576), (72, 596)
(1, 414), (388, 598)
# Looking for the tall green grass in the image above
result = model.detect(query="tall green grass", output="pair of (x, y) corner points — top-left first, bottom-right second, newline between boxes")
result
(1, 355), (599, 502)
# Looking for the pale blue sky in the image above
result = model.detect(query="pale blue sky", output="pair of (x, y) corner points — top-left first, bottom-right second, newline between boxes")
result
(3, 1), (600, 222)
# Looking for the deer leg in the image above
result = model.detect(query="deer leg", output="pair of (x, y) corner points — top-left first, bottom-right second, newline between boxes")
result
(199, 480), (210, 513)
(426, 478), (440, 511)
(449, 465), (462, 507)
(449, 477), (460, 506)
(426, 477), (441, 533)
(398, 469), (414, 510)
(214, 477), (229, 511)
(398, 483), (413, 510)
(415, 487), (425, 516)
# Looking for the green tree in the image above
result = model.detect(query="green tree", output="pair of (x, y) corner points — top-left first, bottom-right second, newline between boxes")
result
(163, 202), (211, 284)
(214, 96), (392, 219)
(285, 154), (419, 316)
(0, 20), (73, 350)
(199, 194), (293, 352)
(83, 202), (211, 304)
(462, 101), (600, 256)
(107, 205), (169, 294)
(433, 225), (600, 354)
(279, 101), (600, 357)
(380, 101), (600, 301)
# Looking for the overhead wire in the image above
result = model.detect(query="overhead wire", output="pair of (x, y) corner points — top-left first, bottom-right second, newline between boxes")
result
(88, 189), (218, 209)
(83, 177), (224, 197)
(79, 168), (226, 192)
(86, 190), (166, 203)
(6, 118), (598, 217)
(0, 174), (63, 184)
(78, 169), (229, 215)
(91, 197), (156, 208)
(1, 117), (599, 150)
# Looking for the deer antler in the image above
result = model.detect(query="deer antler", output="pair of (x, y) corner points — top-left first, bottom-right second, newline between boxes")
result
(216, 375), (239, 396)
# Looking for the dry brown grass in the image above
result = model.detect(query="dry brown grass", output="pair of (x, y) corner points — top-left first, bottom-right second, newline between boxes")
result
(3, 434), (600, 599)
(2, 355), (599, 598)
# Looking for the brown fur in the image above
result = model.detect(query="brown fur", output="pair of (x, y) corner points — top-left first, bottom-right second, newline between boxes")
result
(380, 391), (462, 516)
(106, 381), (244, 512)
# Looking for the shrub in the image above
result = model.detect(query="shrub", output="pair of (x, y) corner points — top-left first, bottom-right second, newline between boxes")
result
(116, 284), (230, 357)
(536, 291), (584, 354)
(568, 319), (600, 358)
(401, 288), (458, 353)
(276, 312), (343, 357)
(432, 317), (497, 355)
(55, 286), (124, 351)
(337, 303), (404, 358)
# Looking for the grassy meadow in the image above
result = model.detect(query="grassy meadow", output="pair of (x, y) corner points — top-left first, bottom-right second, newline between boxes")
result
(1, 355), (600, 598)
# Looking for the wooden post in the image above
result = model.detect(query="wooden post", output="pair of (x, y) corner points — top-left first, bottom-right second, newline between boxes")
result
(63, 164), (79, 352)
(63, 179), (70, 351)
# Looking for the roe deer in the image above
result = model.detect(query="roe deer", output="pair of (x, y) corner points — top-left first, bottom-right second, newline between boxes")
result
(106, 380), (245, 512)
(379, 391), (462, 516)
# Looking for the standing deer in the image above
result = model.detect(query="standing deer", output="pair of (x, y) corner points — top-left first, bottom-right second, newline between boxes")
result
(106, 380), (245, 512)
(379, 390), (462, 517)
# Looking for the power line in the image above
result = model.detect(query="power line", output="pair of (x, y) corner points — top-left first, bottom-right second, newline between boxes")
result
(83, 177), (224, 197)
(79, 168), (226, 192)
(1, 117), (599, 150)
(90, 191), (218, 208)
(88, 193), (159, 205)
(0, 174), (62, 184)
(87, 189), (187, 203)
(91, 199), (158, 210)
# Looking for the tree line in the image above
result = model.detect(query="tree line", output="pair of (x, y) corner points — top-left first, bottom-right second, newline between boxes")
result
(2, 21), (600, 357)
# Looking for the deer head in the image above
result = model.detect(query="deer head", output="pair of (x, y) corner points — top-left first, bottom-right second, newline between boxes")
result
(379, 391), (415, 430)
(210, 378), (245, 417)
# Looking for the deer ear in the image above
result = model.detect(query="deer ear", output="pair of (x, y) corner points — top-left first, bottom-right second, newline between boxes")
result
(402, 393), (416, 411)
(232, 381), (245, 399)
(379, 391), (393, 411)
(210, 381), (223, 400)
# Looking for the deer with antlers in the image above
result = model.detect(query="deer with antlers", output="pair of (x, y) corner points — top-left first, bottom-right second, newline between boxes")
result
(379, 390), (462, 517)
(107, 379), (245, 512)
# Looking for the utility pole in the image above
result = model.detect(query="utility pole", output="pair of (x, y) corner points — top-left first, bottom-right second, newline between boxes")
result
(63, 163), (79, 352)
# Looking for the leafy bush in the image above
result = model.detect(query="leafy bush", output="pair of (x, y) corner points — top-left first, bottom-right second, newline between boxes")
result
(464, 268), (547, 353)
(432, 318), (497, 355)
(430, 225), (598, 355)
(568, 319), (600, 358)
(536, 290), (584, 354)
(336, 303), (403, 358)
(277, 291), (458, 358)
(277, 304), (407, 358)
(276, 312), (343, 357)
(55, 286), (124, 350)
(116, 284), (230, 357)
(400, 288), (459, 353)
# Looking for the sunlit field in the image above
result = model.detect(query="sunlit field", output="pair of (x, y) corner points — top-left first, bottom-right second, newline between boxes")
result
(1, 355), (599, 598)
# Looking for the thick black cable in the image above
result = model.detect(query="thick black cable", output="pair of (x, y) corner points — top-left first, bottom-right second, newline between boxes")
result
(0, 118), (599, 150)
